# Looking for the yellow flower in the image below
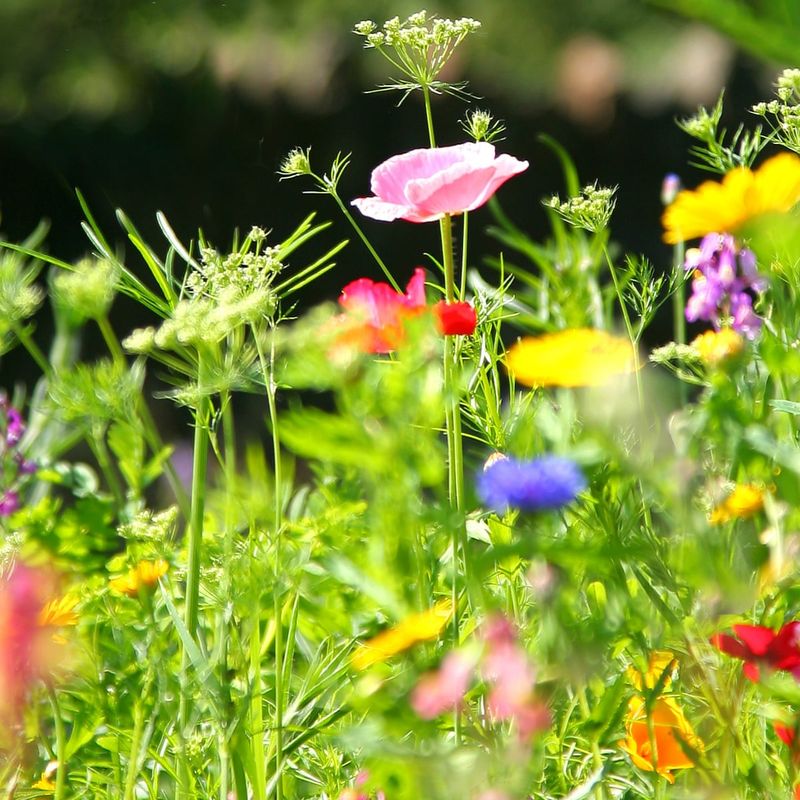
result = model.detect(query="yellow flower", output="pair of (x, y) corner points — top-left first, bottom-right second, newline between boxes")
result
(351, 600), (453, 670)
(692, 329), (744, 366)
(505, 329), (637, 388)
(709, 484), (764, 525)
(662, 152), (800, 244)
(37, 596), (79, 628)
(626, 651), (678, 693)
(620, 695), (704, 783)
(32, 761), (59, 792)
(109, 559), (169, 597)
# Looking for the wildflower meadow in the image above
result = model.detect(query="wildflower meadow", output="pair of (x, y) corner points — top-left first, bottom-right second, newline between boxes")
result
(4, 9), (800, 800)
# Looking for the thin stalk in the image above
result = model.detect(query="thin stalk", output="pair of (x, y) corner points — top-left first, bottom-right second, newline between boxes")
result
(13, 324), (50, 375)
(249, 602), (267, 800)
(459, 212), (469, 299)
(327, 192), (400, 291)
(255, 327), (285, 800)
(604, 248), (645, 412)
(422, 84), (437, 147)
(96, 314), (190, 516)
(177, 351), (211, 799)
(48, 688), (67, 800)
(671, 241), (687, 404)
(123, 701), (146, 800)
(89, 430), (125, 505)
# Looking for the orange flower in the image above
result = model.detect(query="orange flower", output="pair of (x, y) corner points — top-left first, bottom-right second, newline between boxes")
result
(351, 600), (453, 670)
(109, 559), (169, 597)
(662, 152), (800, 244)
(620, 695), (704, 783)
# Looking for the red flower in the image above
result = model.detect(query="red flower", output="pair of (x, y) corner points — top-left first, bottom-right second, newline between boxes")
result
(710, 622), (800, 682)
(434, 301), (477, 336)
(338, 268), (427, 353)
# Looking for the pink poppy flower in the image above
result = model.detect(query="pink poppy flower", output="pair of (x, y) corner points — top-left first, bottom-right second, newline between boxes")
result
(352, 142), (529, 223)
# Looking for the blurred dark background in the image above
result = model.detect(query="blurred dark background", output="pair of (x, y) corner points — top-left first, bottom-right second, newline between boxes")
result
(0, 0), (795, 365)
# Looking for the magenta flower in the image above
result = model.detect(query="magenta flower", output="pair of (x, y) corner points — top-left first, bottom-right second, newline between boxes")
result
(352, 142), (528, 223)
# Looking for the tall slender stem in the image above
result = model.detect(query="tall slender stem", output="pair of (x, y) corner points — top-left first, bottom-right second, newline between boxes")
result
(671, 241), (687, 404)
(255, 327), (285, 800)
(14, 323), (50, 375)
(178, 351), (211, 798)
(48, 687), (67, 800)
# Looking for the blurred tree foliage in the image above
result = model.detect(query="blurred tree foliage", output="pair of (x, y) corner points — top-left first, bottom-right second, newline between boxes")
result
(1, 0), (729, 125)
(650, 0), (800, 66)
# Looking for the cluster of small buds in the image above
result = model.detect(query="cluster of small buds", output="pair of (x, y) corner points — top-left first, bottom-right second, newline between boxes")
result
(545, 184), (617, 233)
(752, 69), (800, 153)
(684, 233), (766, 339)
(355, 12), (480, 50)
(117, 506), (179, 542)
(188, 241), (282, 301)
(51, 257), (118, 325)
(679, 104), (718, 141)
(0, 395), (36, 518)
(0, 255), (44, 331)
(278, 147), (312, 179)
(462, 108), (506, 143)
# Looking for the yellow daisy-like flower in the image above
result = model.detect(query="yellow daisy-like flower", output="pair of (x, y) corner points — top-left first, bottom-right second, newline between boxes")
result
(692, 328), (744, 366)
(626, 651), (678, 693)
(505, 329), (637, 388)
(37, 596), (79, 628)
(109, 559), (169, 597)
(620, 695), (704, 783)
(351, 600), (453, 670)
(709, 484), (764, 525)
(662, 152), (800, 244)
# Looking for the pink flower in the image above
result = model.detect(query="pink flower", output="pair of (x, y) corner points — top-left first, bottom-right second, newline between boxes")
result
(338, 268), (427, 353)
(0, 565), (61, 724)
(411, 650), (475, 719)
(433, 301), (477, 336)
(352, 143), (529, 223)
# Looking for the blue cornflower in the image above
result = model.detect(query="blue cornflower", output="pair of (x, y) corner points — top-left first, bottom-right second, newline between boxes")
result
(477, 455), (586, 513)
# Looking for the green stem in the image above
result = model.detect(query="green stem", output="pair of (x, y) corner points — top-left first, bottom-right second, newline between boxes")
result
(422, 84), (437, 147)
(249, 600), (267, 800)
(671, 241), (687, 404)
(48, 687), (67, 800)
(178, 351), (211, 799)
(255, 328), (285, 800)
(328, 192), (400, 291)
(604, 248), (645, 412)
(89, 429), (125, 505)
(14, 323), (50, 375)
(97, 314), (190, 517)
(459, 212), (469, 299)
(123, 701), (146, 800)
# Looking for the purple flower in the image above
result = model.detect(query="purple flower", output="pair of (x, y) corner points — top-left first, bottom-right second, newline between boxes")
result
(477, 455), (586, 513)
(5, 408), (24, 446)
(683, 233), (766, 339)
(0, 490), (19, 517)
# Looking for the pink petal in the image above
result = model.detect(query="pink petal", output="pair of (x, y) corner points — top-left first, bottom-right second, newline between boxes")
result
(351, 196), (436, 223)
(403, 268), (427, 308)
(370, 143), (497, 202)
(406, 155), (528, 216)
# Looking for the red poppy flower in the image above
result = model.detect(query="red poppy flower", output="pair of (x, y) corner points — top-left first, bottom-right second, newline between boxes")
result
(710, 622), (800, 682)
(433, 301), (477, 336)
(338, 268), (427, 353)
